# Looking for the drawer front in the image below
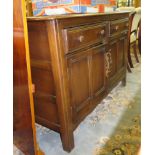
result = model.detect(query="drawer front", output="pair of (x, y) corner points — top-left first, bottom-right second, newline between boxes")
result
(110, 18), (129, 36)
(63, 23), (109, 54)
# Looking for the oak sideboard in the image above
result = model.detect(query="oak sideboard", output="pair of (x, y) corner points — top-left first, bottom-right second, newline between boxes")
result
(27, 12), (129, 152)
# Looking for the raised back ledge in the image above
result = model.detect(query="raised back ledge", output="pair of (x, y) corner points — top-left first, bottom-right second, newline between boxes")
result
(27, 12), (130, 21)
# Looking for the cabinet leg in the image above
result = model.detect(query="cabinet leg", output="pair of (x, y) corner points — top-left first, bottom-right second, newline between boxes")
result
(122, 77), (126, 86)
(60, 131), (74, 152)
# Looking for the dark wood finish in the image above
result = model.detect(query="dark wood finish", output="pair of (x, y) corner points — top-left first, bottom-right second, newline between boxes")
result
(110, 18), (129, 37)
(13, 0), (44, 154)
(127, 11), (141, 72)
(133, 42), (139, 63)
(63, 23), (109, 54)
(137, 20), (141, 55)
(108, 34), (127, 89)
(27, 12), (129, 152)
(128, 11), (136, 69)
(67, 50), (91, 123)
(91, 45), (107, 99)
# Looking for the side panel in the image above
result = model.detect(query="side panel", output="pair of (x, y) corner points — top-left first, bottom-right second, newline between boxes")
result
(28, 21), (60, 131)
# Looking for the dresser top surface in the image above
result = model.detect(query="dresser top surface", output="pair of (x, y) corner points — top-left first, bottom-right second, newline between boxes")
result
(27, 11), (130, 21)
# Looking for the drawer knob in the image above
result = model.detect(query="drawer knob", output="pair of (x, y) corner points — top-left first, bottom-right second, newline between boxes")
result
(115, 25), (119, 31)
(100, 30), (105, 35)
(78, 35), (84, 42)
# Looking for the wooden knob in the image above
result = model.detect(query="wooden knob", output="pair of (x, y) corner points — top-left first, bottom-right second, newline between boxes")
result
(78, 35), (84, 42)
(100, 29), (105, 35)
(109, 49), (112, 52)
(115, 25), (119, 31)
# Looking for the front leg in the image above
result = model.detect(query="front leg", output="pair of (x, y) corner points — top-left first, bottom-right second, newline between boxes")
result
(60, 129), (74, 152)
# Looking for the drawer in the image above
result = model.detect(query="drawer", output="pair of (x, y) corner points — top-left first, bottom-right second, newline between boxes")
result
(62, 23), (109, 54)
(110, 18), (129, 36)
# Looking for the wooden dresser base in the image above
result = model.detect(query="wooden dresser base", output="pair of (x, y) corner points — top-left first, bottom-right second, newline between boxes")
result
(27, 12), (129, 152)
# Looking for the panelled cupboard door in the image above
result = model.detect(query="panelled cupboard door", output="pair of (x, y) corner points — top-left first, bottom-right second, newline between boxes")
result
(107, 35), (127, 89)
(67, 51), (91, 122)
(117, 36), (127, 71)
(91, 45), (106, 98)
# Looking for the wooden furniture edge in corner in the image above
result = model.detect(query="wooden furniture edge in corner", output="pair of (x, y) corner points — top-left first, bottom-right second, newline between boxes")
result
(37, 144), (44, 155)
(13, 0), (44, 154)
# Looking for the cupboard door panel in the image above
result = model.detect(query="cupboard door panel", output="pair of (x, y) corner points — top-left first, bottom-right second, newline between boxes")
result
(67, 52), (91, 121)
(92, 45), (106, 98)
(117, 36), (126, 70)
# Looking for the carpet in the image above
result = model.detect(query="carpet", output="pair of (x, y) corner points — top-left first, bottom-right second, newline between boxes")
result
(94, 87), (141, 155)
